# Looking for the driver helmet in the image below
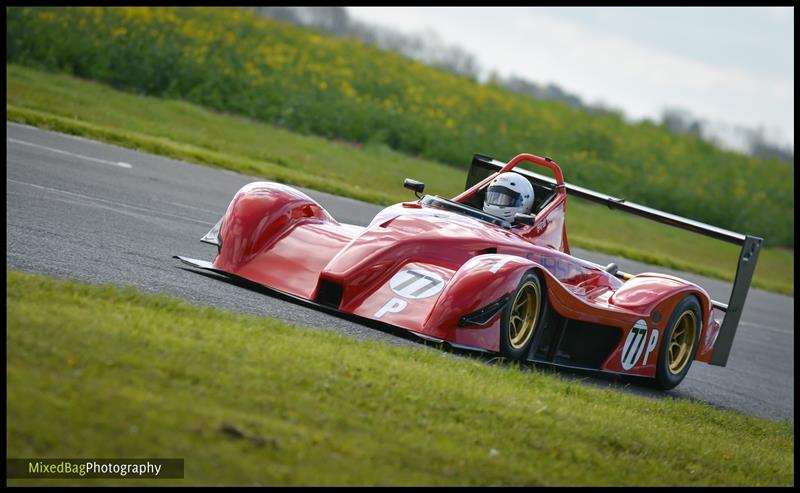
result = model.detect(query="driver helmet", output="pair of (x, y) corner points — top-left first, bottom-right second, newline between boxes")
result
(482, 172), (534, 221)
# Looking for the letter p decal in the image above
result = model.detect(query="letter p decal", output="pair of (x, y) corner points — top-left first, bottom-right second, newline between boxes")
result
(375, 297), (408, 319)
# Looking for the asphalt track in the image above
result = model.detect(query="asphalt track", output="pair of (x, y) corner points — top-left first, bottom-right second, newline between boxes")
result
(6, 122), (794, 421)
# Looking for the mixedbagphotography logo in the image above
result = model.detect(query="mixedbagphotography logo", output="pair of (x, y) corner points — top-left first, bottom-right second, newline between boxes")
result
(7, 458), (184, 479)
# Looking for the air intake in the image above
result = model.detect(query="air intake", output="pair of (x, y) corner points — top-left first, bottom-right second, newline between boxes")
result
(316, 280), (343, 309)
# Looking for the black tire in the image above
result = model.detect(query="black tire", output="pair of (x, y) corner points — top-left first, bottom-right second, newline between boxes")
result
(499, 271), (546, 361)
(654, 294), (702, 390)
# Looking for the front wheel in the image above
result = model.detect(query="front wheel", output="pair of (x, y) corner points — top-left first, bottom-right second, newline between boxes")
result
(654, 294), (702, 390)
(499, 271), (546, 361)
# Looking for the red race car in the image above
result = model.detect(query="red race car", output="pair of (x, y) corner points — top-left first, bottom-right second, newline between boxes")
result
(176, 153), (761, 389)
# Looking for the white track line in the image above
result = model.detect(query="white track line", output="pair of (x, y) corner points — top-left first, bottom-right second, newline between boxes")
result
(738, 320), (793, 336)
(8, 138), (133, 169)
(165, 201), (222, 215)
(7, 179), (213, 226)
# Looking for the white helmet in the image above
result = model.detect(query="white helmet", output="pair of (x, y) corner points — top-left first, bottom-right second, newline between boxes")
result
(482, 172), (534, 221)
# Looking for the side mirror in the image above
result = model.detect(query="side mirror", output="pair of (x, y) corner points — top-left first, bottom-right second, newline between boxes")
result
(404, 178), (425, 197)
(514, 213), (536, 226)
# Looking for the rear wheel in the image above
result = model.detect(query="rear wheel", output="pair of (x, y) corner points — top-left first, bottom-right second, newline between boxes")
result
(654, 295), (702, 390)
(499, 271), (546, 361)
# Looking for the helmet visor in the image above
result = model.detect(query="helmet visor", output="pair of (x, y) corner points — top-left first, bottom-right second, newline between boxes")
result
(485, 185), (522, 207)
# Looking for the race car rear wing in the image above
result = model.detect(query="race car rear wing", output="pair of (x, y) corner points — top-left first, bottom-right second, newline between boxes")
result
(466, 153), (762, 367)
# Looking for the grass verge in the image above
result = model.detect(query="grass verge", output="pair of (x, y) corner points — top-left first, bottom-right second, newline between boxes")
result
(6, 64), (793, 295)
(6, 270), (794, 486)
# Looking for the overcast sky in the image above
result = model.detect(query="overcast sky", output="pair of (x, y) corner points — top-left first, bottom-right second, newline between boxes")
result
(348, 7), (794, 149)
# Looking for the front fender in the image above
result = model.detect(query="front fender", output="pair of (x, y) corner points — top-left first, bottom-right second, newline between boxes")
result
(609, 273), (702, 314)
(602, 273), (712, 376)
(421, 254), (541, 350)
(214, 182), (337, 272)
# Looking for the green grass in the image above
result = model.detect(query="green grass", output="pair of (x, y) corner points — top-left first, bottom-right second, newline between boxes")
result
(6, 270), (794, 486)
(5, 64), (793, 295)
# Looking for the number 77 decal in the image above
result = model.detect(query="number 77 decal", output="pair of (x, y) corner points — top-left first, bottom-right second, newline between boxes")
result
(621, 319), (660, 370)
(389, 268), (444, 299)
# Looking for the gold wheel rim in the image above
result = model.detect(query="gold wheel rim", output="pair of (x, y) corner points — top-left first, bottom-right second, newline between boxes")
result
(667, 310), (697, 375)
(509, 281), (540, 349)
